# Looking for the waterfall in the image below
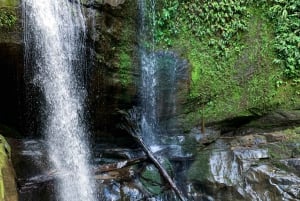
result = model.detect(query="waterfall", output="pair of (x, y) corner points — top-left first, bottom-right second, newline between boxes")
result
(23, 1), (96, 201)
(138, 0), (159, 147)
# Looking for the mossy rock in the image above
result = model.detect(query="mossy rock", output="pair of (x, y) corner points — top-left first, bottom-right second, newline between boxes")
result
(0, 135), (18, 201)
(292, 147), (300, 158)
(140, 158), (174, 196)
(188, 150), (211, 183)
(266, 143), (292, 159)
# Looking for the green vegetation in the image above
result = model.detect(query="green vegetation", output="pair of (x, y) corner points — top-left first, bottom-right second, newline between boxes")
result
(154, 0), (300, 127)
(118, 50), (132, 87)
(268, 0), (300, 80)
(0, 8), (16, 29)
(117, 21), (135, 88)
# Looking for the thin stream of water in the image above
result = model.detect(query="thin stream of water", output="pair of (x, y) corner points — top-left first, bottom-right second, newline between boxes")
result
(139, 0), (160, 148)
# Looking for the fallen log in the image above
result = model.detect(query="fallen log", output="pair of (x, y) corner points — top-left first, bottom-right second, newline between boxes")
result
(121, 109), (188, 201)
(94, 156), (147, 174)
(132, 135), (188, 201)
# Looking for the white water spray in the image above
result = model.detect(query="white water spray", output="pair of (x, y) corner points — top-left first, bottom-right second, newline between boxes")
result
(23, 0), (96, 201)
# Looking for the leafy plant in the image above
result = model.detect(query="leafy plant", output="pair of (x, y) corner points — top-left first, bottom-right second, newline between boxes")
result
(156, 0), (250, 56)
(0, 9), (16, 29)
(268, 0), (300, 80)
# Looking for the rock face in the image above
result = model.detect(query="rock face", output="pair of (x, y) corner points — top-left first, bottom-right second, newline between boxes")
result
(0, 0), (24, 135)
(187, 127), (300, 201)
(0, 0), (140, 141)
(85, 2), (190, 141)
(85, 1), (139, 144)
(99, 0), (125, 7)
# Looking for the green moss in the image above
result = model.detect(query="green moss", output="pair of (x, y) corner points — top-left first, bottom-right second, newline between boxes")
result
(283, 128), (300, 142)
(118, 50), (132, 87)
(0, 8), (16, 29)
(0, 0), (19, 7)
(267, 143), (291, 159)
(116, 19), (135, 88)
(188, 151), (211, 183)
(140, 164), (163, 195)
(140, 159), (173, 196)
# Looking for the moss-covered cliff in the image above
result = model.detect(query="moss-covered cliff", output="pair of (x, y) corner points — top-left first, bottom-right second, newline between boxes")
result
(154, 0), (300, 130)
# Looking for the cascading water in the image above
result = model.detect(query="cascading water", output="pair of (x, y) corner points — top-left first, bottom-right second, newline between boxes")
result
(23, 1), (96, 201)
(138, 0), (159, 148)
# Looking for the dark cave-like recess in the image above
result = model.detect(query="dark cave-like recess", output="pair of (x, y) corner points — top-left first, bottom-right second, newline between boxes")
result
(0, 42), (24, 133)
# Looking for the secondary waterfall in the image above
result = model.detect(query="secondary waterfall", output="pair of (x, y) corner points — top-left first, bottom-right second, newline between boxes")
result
(23, 1), (96, 201)
(139, 0), (159, 147)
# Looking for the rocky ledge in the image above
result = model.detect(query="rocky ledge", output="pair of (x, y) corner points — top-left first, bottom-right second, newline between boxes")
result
(187, 126), (300, 201)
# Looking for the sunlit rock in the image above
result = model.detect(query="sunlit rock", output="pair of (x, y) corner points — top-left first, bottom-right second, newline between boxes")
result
(0, 135), (18, 201)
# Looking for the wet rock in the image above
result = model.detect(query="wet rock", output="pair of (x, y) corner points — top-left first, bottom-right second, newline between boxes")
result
(187, 131), (300, 201)
(11, 139), (54, 201)
(86, 1), (139, 142)
(264, 132), (287, 142)
(291, 146), (300, 158)
(280, 158), (300, 173)
(140, 157), (174, 196)
(188, 128), (220, 144)
(154, 51), (189, 135)
(230, 134), (267, 147)
(245, 165), (300, 201)
(100, 0), (125, 7)
(183, 128), (221, 155)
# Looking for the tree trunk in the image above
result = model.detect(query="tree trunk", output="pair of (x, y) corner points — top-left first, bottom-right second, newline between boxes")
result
(201, 104), (205, 134)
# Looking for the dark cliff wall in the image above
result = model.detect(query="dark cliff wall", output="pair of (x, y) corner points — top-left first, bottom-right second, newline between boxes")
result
(85, 1), (139, 145)
(0, 1), (23, 136)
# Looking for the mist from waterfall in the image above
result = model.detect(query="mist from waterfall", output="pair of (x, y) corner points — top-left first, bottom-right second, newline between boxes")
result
(23, 0), (97, 201)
